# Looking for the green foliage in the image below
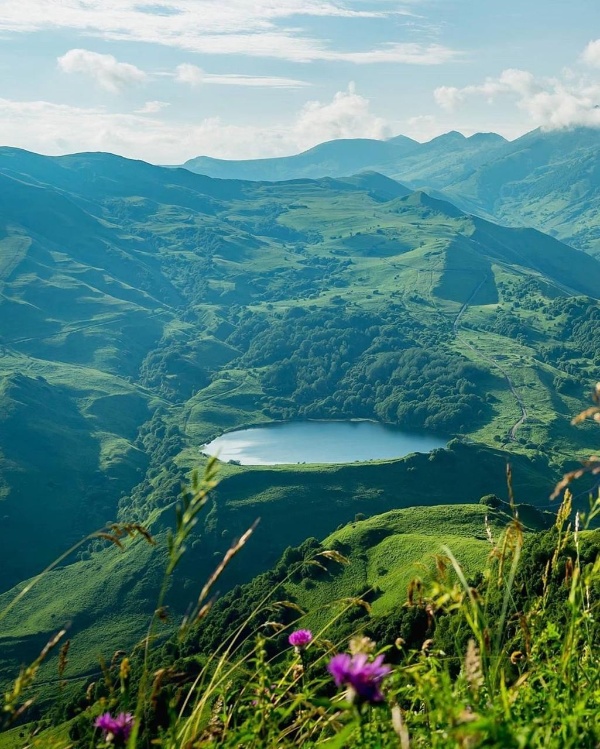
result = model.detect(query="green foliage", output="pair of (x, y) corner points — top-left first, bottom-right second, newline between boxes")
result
(479, 493), (501, 508)
(8, 490), (598, 749)
(231, 307), (492, 432)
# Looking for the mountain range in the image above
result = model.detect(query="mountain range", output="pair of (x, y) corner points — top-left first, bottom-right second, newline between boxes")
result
(0, 142), (599, 720)
(182, 127), (600, 257)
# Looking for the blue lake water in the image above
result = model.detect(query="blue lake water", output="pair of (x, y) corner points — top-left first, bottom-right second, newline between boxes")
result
(202, 421), (447, 466)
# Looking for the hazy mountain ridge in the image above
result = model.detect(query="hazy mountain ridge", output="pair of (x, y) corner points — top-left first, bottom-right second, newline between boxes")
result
(445, 127), (600, 254)
(182, 135), (420, 182)
(181, 127), (600, 256)
(181, 131), (507, 186)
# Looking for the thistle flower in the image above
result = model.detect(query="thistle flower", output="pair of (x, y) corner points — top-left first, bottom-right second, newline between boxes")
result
(288, 629), (313, 650)
(328, 652), (390, 703)
(94, 712), (134, 744)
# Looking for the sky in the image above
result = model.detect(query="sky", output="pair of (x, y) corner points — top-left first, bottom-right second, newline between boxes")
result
(0, 0), (599, 163)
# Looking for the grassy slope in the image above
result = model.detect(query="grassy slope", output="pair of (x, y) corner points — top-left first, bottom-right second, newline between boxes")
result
(0, 149), (598, 719)
(287, 504), (532, 630)
(0, 499), (548, 723)
(0, 370), (149, 587)
(0, 166), (175, 586)
(0, 533), (165, 714)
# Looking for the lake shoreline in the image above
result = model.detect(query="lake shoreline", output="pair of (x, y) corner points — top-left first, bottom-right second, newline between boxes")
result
(202, 420), (448, 467)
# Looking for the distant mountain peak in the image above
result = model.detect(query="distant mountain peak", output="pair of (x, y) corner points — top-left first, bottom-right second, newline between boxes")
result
(467, 132), (508, 143)
(426, 131), (467, 144)
(386, 133), (421, 146)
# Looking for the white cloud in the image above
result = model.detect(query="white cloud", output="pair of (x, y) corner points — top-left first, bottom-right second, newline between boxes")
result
(0, 1), (460, 63)
(322, 43), (461, 65)
(294, 83), (390, 142)
(136, 100), (170, 114)
(581, 39), (600, 68)
(0, 0), (412, 38)
(0, 85), (390, 162)
(520, 83), (600, 130)
(174, 63), (205, 86)
(57, 48), (147, 92)
(433, 85), (463, 111)
(434, 58), (600, 131)
(434, 69), (538, 110)
(162, 36), (460, 64)
(174, 63), (309, 88)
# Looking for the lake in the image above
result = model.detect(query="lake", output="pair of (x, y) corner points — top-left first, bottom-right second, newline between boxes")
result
(201, 421), (447, 466)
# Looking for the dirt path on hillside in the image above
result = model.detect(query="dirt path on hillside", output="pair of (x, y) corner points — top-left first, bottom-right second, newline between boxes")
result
(452, 274), (528, 443)
(452, 274), (490, 334)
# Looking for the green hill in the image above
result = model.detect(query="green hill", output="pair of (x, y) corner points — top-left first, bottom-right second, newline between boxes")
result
(0, 148), (598, 712)
(201, 501), (549, 640)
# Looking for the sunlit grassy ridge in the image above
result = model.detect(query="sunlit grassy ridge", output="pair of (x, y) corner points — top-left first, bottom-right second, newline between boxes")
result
(267, 504), (541, 628)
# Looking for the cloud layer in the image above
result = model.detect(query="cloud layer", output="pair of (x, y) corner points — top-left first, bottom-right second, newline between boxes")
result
(0, 1), (458, 63)
(434, 41), (600, 130)
(174, 63), (309, 88)
(0, 85), (390, 163)
(56, 50), (310, 90)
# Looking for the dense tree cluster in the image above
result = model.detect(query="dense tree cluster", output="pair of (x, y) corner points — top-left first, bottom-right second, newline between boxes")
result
(552, 298), (600, 361)
(227, 307), (492, 434)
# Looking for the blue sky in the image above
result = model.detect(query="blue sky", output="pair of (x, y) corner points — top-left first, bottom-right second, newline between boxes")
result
(0, 0), (598, 162)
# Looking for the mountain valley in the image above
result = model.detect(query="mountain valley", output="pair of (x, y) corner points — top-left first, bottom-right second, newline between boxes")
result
(0, 140), (599, 739)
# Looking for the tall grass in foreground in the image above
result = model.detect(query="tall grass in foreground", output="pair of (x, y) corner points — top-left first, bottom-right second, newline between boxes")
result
(2, 395), (600, 748)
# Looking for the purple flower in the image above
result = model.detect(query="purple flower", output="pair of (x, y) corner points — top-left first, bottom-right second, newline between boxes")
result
(288, 629), (313, 650)
(328, 652), (391, 703)
(94, 712), (134, 743)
